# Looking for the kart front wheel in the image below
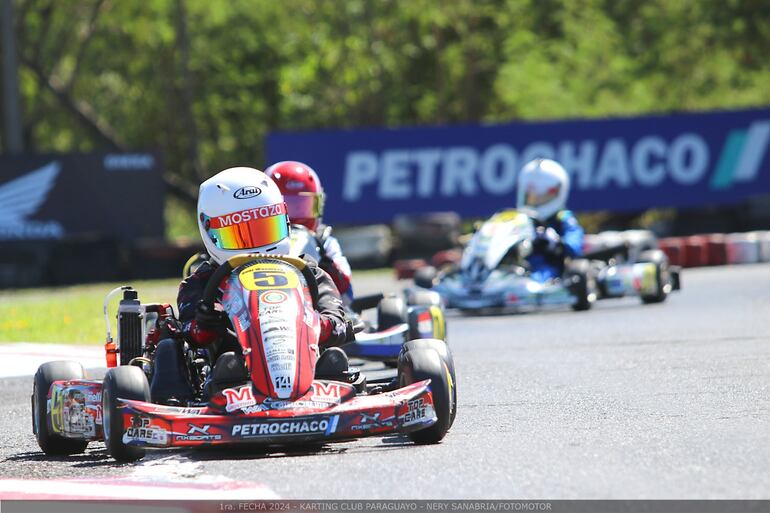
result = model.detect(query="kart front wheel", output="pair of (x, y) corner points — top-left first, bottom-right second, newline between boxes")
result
(32, 361), (89, 455)
(103, 366), (151, 462)
(566, 259), (595, 311)
(402, 338), (457, 428)
(398, 346), (453, 444)
(638, 249), (669, 304)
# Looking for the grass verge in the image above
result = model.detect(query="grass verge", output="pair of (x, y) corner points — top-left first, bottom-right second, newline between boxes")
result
(0, 268), (391, 344)
(0, 279), (180, 344)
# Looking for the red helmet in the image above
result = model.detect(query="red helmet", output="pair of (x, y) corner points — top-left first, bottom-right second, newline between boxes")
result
(264, 161), (325, 231)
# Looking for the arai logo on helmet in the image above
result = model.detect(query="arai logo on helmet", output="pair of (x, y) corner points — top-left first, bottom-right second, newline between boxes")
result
(233, 186), (262, 199)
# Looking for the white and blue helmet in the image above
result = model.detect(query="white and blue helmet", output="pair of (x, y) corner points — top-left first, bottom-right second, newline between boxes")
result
(516, 158), (570, 221)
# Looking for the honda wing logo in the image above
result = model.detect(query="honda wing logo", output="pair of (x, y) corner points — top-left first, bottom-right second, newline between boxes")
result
(0, 161), (64, 240)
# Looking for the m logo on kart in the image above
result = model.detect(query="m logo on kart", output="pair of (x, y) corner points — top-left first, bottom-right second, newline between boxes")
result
(222, 385), (257, 413)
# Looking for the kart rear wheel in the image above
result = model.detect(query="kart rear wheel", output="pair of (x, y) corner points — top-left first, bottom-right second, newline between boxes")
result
(377, 295), (408, 330)
(638, 249), (669, 304)
(407, 305), (447, 341)
(398, 346), (453, 444)
(103, 366), (151, 462)
(402, 338), (457, 427)
(378, 296), (408, 368)
(565, 259), (595, 311)
(32, 361), (89, 455)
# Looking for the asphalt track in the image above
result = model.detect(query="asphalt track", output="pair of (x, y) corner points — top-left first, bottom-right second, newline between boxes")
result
(1, 264), (768, 499)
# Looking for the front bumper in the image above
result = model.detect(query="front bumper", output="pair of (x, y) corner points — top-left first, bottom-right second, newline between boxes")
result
(117, 380), (436, 448)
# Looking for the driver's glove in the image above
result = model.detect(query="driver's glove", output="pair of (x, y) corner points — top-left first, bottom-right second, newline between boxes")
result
(188, 301), (228, 346)
(534, 227), (563, 254)
(195, 301), (227, 328)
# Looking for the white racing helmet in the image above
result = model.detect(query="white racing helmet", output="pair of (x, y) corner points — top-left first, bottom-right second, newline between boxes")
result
(197, 167), (291, 264)
(516, 158), (570, 221)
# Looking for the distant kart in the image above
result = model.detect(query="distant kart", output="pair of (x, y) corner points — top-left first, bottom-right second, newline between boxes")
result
(411, 209), (681, 313)
(32, 255), (457, 462)
(288, 224), (447, 365)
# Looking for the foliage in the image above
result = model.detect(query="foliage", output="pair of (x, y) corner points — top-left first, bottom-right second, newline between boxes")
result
(5, 0), (770, 214)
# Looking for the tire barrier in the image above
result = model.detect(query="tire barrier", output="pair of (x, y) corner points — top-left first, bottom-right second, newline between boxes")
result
(658, 237), (684, 266)
(725, 232), (761, 265)
(431, 249), (462, 269)
(706, 234), (728, 266)
(393, 228), (770, 279)
(683, 236), (709, 268)
(394, 258), (428, 280)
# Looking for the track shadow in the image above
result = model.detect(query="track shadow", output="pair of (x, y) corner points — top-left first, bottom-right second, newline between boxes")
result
(448, 296), (658, 318)
(176, 434), (414, 462)
(4, 448), (120, 468)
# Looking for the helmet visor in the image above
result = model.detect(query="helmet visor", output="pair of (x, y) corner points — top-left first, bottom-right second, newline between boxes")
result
(203, 203), (289, 250)
(524, 185), (561, 207)
(284, 192), (323, 221)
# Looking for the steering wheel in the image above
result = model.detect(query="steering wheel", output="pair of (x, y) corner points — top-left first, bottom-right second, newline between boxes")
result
(201, 254), (320, 312)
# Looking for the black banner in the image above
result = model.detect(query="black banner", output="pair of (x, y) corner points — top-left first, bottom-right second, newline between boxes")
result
(0, 152), (164, 241)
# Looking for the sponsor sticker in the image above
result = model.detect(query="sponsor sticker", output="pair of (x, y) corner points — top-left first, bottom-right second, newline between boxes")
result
(123, 417), (167, 445)
(175, 424), (222, 442)
(310, 382), (344, 405)
(222, 385), (257, 413)
(260, 290), (289, 304)
(258, 288), (298, 399)
(240, 266), (299, 292)
(351, 412), (394, 431)
(233, 186), (261, 199)
(209, 203), (286, 228)
(231, 416), (338, 438)
(401, 398), (435, 427)
(63, 401), (96, 437)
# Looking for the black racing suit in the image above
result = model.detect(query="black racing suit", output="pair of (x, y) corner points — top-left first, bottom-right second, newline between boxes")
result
(177, 256), (351, 351)
(149, 256), (350, 404)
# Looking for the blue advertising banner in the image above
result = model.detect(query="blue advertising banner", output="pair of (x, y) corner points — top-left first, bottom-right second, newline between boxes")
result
(266, 108), (770, 224)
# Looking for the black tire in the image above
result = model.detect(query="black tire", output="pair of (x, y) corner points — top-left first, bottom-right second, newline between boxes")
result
(32, 361), (89, 455)
(413, 266), (438, 289)
(406, 305), (447, 342)
(377, 295), (408, 330)
(402, 338), (457, 427)
(103, 366), (151, 462)
(398, 347), (453, 444)
(638, 249), (669, 304)
(378, 296), (409, 368)
(565, 259), (594, 311)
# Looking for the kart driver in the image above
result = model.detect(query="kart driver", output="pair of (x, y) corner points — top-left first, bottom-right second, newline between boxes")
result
(265, 161), (353, 302)
(516, 158), (585, 282)
(151, 167), (351, 403)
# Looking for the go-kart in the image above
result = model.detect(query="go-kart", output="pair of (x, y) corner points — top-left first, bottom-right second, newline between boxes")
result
(412, 209), (680, 312)
(32, 255), (457, 462)
(288, 224), (447, 364)
(183, 228), (447, 365)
